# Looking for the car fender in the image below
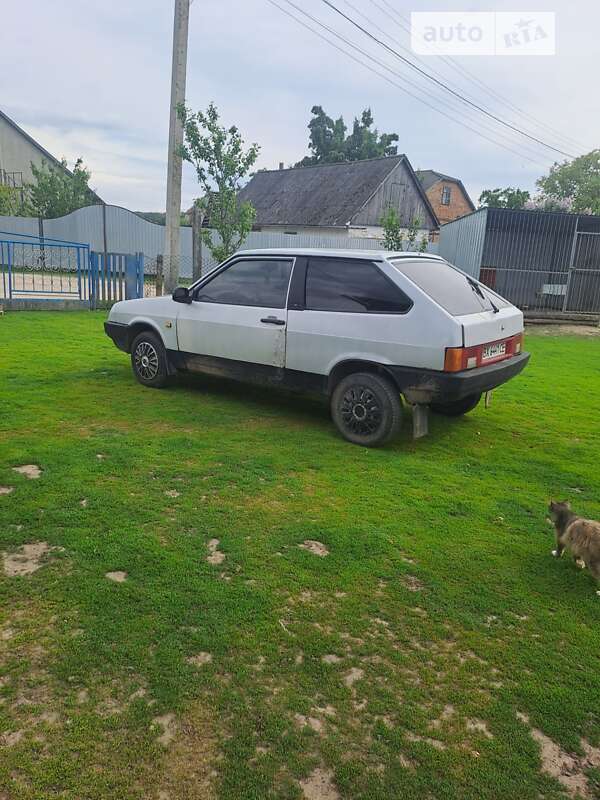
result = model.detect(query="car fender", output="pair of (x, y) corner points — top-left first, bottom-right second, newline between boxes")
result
(126, 315), (175, 350)
(326, 351), (396, 376)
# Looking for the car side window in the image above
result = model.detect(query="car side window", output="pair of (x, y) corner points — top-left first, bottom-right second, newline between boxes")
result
(305, 258), (412, 313)
(195, 258), (293, 308)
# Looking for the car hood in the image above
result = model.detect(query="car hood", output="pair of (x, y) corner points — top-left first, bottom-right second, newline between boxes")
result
(108, 295), (175, 323)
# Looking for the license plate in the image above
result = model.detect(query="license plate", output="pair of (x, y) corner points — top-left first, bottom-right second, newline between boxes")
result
(482, 342), (506, 361)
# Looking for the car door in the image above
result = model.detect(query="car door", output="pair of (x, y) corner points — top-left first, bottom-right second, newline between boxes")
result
(176, 256), (294, 369)
(286, 256), (415, 376)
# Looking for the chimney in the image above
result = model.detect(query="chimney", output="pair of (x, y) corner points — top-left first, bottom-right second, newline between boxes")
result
(279, 162), (284, 170)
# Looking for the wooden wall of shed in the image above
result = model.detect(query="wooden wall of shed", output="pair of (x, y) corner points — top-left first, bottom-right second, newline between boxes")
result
(351, 161), (437, 229)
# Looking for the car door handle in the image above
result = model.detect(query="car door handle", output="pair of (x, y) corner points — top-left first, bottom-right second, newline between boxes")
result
(260, 316), (286, 326)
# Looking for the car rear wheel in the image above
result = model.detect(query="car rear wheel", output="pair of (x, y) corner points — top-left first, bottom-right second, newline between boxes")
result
(331, 372), (402, 447)
(131, 331), (169, 388)
(430, 393), (481, 417)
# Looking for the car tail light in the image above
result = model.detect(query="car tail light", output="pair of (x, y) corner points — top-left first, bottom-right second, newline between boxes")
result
(514, 332), (523, 354)
(444, 346), (478, 372)
(443, 333), (523, 372)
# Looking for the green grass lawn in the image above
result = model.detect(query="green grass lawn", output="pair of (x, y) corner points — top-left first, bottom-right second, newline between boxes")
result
(1, 312), (600, 800)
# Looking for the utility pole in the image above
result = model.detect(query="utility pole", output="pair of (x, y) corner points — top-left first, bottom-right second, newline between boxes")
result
(164, 0), (190, 294)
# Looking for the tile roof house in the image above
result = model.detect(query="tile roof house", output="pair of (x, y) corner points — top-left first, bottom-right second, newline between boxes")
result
(238, 155), (439, 240)
(415, 169), (474, 226)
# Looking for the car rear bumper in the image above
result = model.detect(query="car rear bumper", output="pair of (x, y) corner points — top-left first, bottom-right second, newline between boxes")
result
(389, 352), (531, 404)
(104, 321), (130, 352)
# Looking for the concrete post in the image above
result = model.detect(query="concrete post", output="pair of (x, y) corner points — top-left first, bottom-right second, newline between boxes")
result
(164, 0), (190, 294)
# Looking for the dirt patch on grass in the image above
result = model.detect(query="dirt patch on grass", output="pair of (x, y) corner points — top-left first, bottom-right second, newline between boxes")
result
(0, 486), (14, 495)
(401, 575), (424, 592)
(298, 540), (329, 557)
(517, 712), (600, 798)
(105, 571), (128, 583)
(1, 729), (24, 747)
(299, 768), (340, 800)
(187, 652), (212, 667)
(206, 539), (225, 565)
(153, 713), (177, 747)
(322, 654), (343, 664)
(343, 667), (364, 688)
(2, 542), (62, 577)
(406, 731), (447, 751)
(151, 704), (217, 800)
(466, 718), (493, 739)
(429, 704), (455, 730)
(526, 324), (600, 337)
(12, 464), (41, 479)
(294, 713), (324, 733)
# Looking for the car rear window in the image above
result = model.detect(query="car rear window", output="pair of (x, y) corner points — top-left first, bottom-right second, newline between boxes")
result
(390, 258), (508, 316)
(305, 258), (412, 313)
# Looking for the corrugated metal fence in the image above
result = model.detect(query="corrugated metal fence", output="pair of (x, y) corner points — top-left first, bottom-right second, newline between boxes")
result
(439, 208), (600, 315)
(0, 204), (437, 283)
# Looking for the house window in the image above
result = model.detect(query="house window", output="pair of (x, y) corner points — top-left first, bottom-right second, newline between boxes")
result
(441, 186), (452, 205)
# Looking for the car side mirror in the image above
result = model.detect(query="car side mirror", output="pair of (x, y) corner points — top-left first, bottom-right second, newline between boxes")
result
(172, 286), (192, 304)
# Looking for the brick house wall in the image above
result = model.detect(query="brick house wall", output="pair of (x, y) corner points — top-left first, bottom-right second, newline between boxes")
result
(425, 180), (474, 225)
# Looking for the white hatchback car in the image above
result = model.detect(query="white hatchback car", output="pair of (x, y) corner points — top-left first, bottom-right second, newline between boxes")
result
(105, 249), (529, 447)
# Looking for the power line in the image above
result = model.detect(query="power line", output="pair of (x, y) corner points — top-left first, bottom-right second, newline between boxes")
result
(320, 0), (576, 159)
(360, 0), (588, 156)
(370, 0), (590, 154)
(269, 0), (551, 166)
(265, 0), (552, 168)
(337, 0), (548, 163)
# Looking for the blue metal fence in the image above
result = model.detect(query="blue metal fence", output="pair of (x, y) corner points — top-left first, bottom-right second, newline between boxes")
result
(0, 229), (145, 308)
(0, 230), (90, 302)
(89, 251), (144, 309)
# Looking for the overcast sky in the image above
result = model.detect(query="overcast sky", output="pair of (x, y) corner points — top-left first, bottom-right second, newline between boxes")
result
(2, 0), (598, 211)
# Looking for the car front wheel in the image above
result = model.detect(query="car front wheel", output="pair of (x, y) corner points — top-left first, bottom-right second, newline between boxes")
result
(130, 330), (169, 388)
(430, 393), (481, 417)
(330, 372), (402, 447)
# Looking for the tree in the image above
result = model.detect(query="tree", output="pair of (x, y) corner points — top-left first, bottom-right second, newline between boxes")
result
(523, 196), (573, 213)
(0, 184), (22, 216)
(381, 207), (403, 251)
(478, 187), (530, 209)
(25, 158), (96, 218)
(381, 207), (428, 252)
(134, 211), (191, 227)
(536, 150), (600, 215)
(345, 109), (399, 162)
(178, 102), (259, 263)
(296, 105), (398, 166)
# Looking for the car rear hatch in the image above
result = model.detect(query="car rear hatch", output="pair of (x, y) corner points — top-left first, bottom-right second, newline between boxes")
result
(457, 305), (523, 347)
(390, 256), (525, 365)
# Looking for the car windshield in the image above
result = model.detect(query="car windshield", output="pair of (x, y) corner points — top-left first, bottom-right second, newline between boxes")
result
(390, 258), (509, 316)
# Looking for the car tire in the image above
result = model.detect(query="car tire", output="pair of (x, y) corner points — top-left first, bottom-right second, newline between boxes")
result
(130, 330), (170, 389)
(331, 372), (402, 447)
(430, 393), (482, 417)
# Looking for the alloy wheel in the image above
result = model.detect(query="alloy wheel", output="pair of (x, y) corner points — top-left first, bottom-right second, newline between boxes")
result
(134, 341), (159, 381)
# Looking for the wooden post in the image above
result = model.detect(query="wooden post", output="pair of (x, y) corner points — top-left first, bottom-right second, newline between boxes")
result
(192, 205), (204, 281)
(156, 254), (164, 297)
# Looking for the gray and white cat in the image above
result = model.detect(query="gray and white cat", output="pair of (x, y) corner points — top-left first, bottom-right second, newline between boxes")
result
(548, 500), (600, 595)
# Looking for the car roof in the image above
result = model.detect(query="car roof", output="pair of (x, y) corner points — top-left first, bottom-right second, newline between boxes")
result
(234, 248), (444, 261)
